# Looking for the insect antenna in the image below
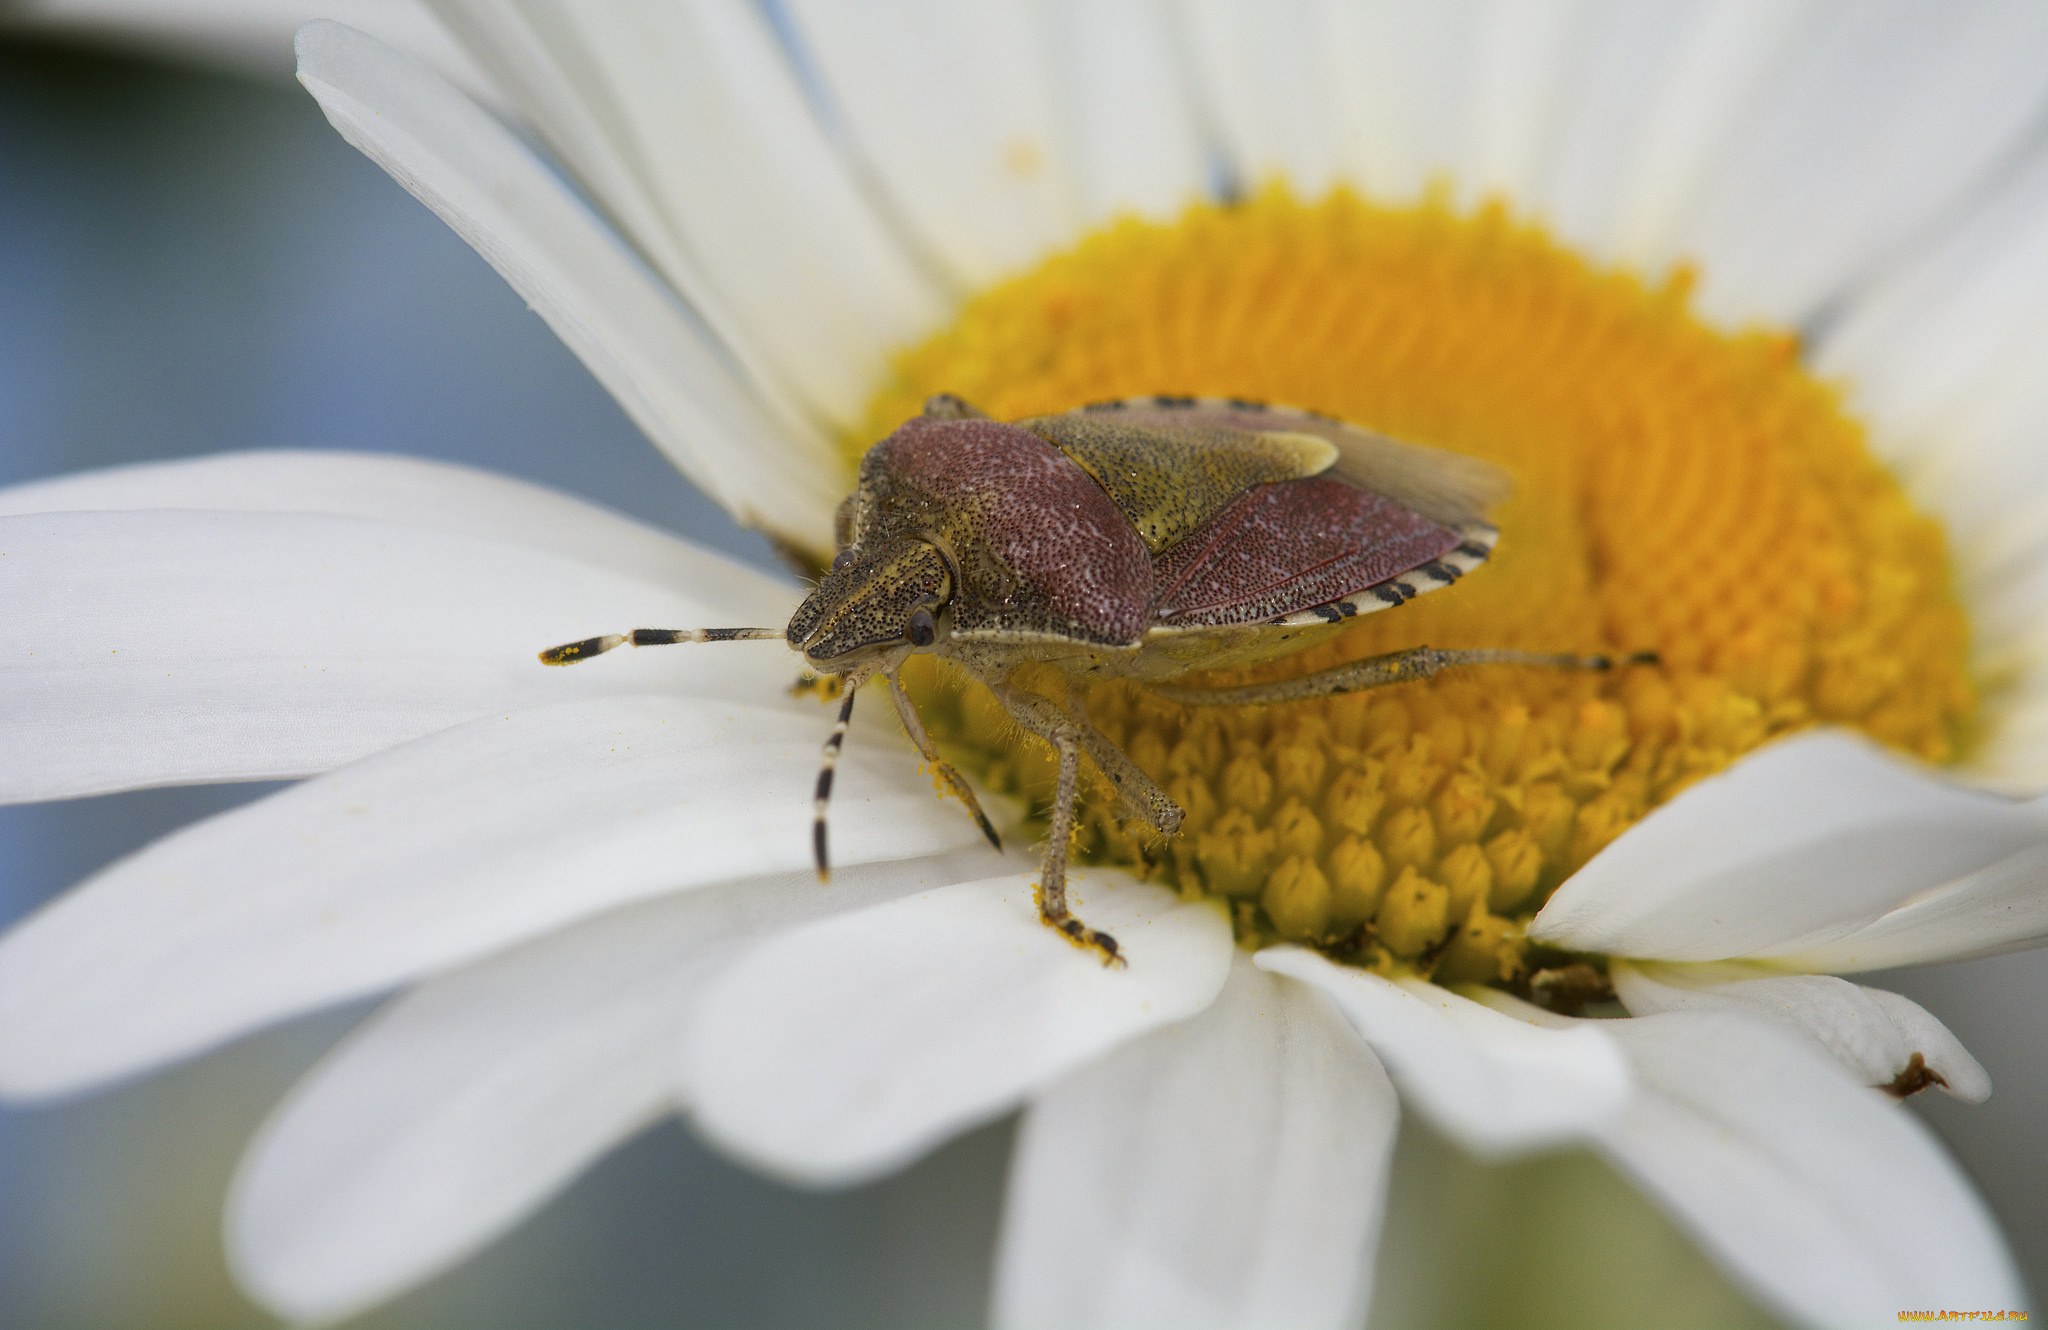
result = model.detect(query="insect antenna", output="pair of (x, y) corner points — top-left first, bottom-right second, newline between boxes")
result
(813, 686), (859, 883)
(538, 626), (783, 666)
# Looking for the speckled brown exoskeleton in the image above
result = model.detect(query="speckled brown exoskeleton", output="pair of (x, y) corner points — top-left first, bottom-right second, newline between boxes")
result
(541, 394), (1644, 966)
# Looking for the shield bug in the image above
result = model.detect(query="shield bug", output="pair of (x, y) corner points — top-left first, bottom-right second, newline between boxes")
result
(541, 395), (1646, 966)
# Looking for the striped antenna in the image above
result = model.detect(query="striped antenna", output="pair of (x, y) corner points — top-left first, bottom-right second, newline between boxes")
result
(538, 626), (782, 666)
(813, 686), (859, 882)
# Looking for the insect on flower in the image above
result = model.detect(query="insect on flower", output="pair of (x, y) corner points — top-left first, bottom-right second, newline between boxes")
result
(542, 395), (1647, 965)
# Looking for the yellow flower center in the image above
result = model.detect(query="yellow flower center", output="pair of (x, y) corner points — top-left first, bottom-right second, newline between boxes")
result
(850, 189), (1972, 990)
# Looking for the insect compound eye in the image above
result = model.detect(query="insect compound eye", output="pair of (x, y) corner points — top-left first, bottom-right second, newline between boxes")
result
(831, 549), (855, 573)
(906, 606), (937, 647)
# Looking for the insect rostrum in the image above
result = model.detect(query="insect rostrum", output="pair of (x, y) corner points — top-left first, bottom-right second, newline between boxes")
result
(543, 394), (1643, 965)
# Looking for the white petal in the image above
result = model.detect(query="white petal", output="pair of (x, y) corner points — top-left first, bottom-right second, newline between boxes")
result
(412, 0), (686, 281)
(1183, 0), (1342, 199)
(1972, 568), (2048, 795)
(1769, 841), (2048, 973)
(1197, 0), (1580, 209)
(1305, 0), (1603, 210)
(1665, 0), (2048, 327)
(226, 844), (999, 1324)
(1308, 0), (1603, 211)
(1256, 947), (1629, 1154)
(1052, 0), (1210, 225)
(1305, 0), (1476, 203)
(229, 903), (689, 1324)
(1613, 962), (1989, 1102)
(0, 508), (798, 800)
(1975, 688), (2048, 794)
(0, 449), (799, 594)
(294, 19), (847, 550)
(428, 1), (949, 429)
(1454, 0), (1603, 209)
(1531, 731), (2048, 961)
(0, 694), (991, 1099)
(778, 0), (1092, 287)
(1598, 1012), (2021, 1324)
(994, 955), (1395, 1330)
(1808, 142), (2048, 795)
(1814, 143), (2048, 473)
(1536, 0), (1818, 261)
(688, 874), (1232, 1188)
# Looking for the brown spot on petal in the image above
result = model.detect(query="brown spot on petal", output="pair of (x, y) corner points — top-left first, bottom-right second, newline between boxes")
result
(1884, 1052), (1950, 1099)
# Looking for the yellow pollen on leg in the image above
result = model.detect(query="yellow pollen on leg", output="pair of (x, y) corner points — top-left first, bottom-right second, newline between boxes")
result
(861, 188), (1974, 990)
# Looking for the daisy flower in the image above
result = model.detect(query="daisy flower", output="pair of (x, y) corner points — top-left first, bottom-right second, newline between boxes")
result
(7, 4), (2048, 1326)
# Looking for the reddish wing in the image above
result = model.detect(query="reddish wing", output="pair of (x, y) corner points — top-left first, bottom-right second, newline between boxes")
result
(1149, 476), (1463, 627)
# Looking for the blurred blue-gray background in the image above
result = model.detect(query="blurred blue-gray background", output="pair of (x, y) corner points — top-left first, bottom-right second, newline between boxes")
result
(0, 31), (2041, 1330)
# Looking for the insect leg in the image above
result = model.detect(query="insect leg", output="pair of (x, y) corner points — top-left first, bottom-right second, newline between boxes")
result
(989, 685), (1179, 836)
(538, 627), (783, 666)
(1063, 689), (1183, 836)
(986, 679), (1126, 967)
(1154, 646), (1659, 706)
(884, 669), (1003, 852)
(812, 686), (859, 882)
(1039, 729), (1125, 968)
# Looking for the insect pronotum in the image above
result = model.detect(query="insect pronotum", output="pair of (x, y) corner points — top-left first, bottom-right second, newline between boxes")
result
(542, 395), (1649, 966)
